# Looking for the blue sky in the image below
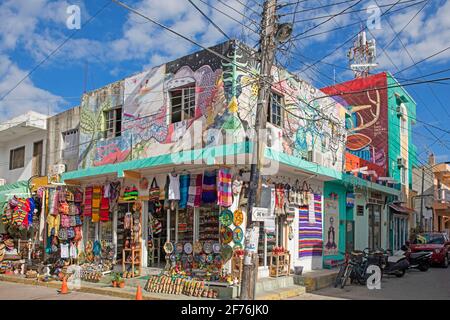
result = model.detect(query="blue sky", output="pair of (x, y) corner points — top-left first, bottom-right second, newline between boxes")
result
(0, 0), (449, 165)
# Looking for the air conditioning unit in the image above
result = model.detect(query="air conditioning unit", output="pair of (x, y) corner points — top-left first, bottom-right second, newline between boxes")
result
(0, 179), (6, 186)
(314, 151), (323, 166)
(397, 158), (406, 168)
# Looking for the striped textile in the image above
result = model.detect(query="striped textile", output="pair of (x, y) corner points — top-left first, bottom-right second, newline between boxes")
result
(83, 187), (93, 217)
(91, 186), (102, 223)
(217, 168), (232, 207)
(298, 194), (323, 258)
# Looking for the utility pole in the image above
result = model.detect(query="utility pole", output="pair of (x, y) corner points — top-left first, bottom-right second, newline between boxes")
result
(420, 167), (425, 232)
(240, 0), (278, 300)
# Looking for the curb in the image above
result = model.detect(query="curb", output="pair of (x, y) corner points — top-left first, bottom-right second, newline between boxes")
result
(255, 287), (306, 300)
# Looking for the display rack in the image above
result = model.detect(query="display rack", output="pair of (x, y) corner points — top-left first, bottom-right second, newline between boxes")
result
(198, 207), (220, 241)
(231, 255), (243, 283)
(122, 248), (142, 276)
(269, 252), (291, 277)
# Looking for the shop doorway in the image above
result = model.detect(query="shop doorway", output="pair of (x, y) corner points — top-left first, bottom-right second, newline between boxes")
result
(393, 215), (408, 251)
(368, 204), (382, 250)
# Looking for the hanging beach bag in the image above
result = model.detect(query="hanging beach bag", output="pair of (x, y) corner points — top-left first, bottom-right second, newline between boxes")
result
(149, 178), (160, 202)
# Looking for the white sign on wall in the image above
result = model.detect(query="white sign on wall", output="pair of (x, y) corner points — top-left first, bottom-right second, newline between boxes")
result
(252, 207), (273, 221)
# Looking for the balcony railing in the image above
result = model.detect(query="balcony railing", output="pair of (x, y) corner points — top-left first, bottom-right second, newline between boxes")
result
(436, 188), (450, 203)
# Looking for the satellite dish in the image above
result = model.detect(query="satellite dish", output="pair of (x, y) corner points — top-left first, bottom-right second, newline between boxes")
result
(275, 23), (293, 43)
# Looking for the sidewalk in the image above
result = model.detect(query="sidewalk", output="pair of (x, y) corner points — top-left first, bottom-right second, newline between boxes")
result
(293, 269), (339, 292)
(0, 274), (305, 300)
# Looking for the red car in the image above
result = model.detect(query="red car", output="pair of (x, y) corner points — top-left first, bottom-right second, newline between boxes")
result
(410, 233), (450, 268)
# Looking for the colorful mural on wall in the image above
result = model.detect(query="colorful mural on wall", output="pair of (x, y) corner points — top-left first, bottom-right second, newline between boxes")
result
(77, 40), (347, 173)
(271, 68), (347, 171)
(78, 81), (127, 168)
(321, 72), (388, 176)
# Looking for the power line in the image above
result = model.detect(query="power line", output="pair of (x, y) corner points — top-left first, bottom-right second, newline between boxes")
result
(188, 0), (231, 40)
(293, 0), (365, 37)
(393, 46), (450, 76)
(0, 1), (111, 103)
(195, 0), (260, 34)
(280, 0), (360, 17)
(294, 0), (404, 75)
(291, 0), (424, 23)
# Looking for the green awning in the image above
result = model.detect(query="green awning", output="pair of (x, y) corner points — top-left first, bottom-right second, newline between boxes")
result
(0, 180), (30, 214)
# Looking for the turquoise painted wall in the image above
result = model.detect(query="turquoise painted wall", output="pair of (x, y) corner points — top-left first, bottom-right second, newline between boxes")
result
(323, 181), (348, 261)
(387, 73), (417, 189)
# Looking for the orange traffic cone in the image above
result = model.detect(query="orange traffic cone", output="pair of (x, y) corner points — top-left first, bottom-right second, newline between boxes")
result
(59, 277), (69, 294)
(135, 285), (143, 300)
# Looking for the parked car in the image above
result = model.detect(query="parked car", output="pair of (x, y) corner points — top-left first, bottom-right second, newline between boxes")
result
(410, 233), (450, 268)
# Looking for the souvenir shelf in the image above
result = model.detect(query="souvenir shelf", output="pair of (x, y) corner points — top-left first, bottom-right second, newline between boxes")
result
(122, 248), (142, 276)
(198, 207), (219, 241)
(177, 208), (194, 244)
(269, 252), (291, 278)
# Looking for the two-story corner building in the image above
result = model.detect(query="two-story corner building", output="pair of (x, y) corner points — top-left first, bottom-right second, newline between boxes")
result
(321, 71), (417, 252)
(59, 40), (399, 286)
(431, 161), (450, 235)
(0, 111), (48, 235)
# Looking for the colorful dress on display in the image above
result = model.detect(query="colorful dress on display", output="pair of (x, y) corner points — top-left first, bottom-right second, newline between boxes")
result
(178, 174), (190, 209)
(217, 168), (232, 207)
(168, 174), (180, 200)
(202, 170), (217, 203)
(187, 174), (203, 208)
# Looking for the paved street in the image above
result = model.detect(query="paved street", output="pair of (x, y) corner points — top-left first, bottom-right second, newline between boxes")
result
(289, 267), (450, 300)
(0, 282), (125, 300)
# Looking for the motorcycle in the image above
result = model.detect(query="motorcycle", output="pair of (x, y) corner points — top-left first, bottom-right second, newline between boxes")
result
(401, 242), (432, 272)
(375, 249), (410, 277)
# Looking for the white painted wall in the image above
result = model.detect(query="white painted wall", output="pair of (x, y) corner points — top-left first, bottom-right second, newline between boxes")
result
(0, 130), (47, 183)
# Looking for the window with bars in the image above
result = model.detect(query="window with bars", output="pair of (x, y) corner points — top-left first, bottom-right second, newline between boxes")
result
(104, 107), (122, 139)
(267, 92), (284, 127)
(9, 146), (25, 170)
(62, 129), (79, 159)
(170, 85), (195, 124)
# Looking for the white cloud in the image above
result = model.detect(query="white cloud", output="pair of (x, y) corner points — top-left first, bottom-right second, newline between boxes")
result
(0, 54), (66, 121)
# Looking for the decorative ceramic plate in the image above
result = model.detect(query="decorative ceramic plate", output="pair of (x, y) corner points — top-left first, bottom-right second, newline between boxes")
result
(220, 245), (233, 262)
(214, 254), (222, 263)
(176, 243), (183, 254)
(233, 243), (243, 250)
(207, 254), (214, 263)
(220, 226), (233, 244)
(181, 254), (188, 263)
(187, 255), (194, 263)
(184, 243), (193, 255)
(203, 241), (213, 254)
(199, 254), (207, 263)
(193, 241), (203, 254)
(233, 209), (244, 226)
(232, 226), (244, 243)
(170, 254), (176, 262)
(219, 209), (233, 227)
(163, 242), (174, 254)
(212, 242), (221, 254)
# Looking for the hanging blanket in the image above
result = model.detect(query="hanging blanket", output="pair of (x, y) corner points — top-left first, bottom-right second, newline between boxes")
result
(298, 194), (323, 258)
(84, 187), (93, 217)
(91, 186), (102, 222)
(99, 186), (110, 222)
(202, 170), (217, 203)
(178, 174), (190, 209)
(187, 174), (203, 208)
(217, 168), (232, 207)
